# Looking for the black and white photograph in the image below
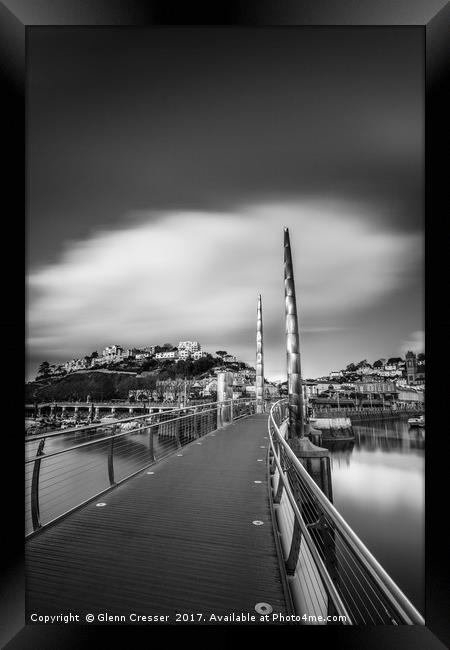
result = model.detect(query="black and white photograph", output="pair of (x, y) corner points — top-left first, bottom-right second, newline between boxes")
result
(1, 2), (448, 646)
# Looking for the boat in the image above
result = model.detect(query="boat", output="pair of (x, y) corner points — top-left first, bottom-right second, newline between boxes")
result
(408, 415), (425, 427)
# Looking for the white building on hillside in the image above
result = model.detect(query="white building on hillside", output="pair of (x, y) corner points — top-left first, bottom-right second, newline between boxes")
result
(155, 350), (179, 360)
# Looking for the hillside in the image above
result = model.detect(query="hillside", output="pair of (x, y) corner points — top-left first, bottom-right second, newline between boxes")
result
(25, 370), (157, 403)
(26, 355), (249, 403)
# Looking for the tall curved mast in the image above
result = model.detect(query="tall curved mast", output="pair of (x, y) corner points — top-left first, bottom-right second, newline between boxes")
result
(284, 227), (305, 438)
(256, 294), (264, 413)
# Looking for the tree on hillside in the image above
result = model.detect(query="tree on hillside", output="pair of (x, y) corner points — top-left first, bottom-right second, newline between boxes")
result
(192, 354), (216, 376)
(215, 351), (227, 358)
(387, 357), (403, 365)
(141, 358), (158, 372)
(373, 359), (385, 368)
(37, 361), (50, 376)
(163, 343), (173, 350)
(91, 351), (99, 358)
(345, 363), (356, 372)
(356, 359), (368, 368)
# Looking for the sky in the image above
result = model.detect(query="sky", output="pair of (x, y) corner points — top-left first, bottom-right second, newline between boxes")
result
(26, 27), (424, 382)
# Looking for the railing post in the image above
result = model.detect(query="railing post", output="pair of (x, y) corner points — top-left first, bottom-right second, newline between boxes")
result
(31, 439), (45, 531)
(108, 433), (115, 485)
(194, 408), (200, 438)
(285, 471), (302, 575)
(273, 446), (285, 504)
(149, 417), (155, 462)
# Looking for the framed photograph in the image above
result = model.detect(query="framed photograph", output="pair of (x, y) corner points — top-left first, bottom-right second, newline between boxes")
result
(1, 1), (448, 647)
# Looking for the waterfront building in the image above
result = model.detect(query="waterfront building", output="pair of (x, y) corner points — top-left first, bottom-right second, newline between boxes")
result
(397, 386), (425, 408)
(303, 380), (319, 398)
(405, 350), (418, 384)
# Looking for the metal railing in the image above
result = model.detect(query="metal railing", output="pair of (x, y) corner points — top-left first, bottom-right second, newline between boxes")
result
(311, 407), (424, 419)
(25, 399), (256, 537)
(268, 399), (425, 626)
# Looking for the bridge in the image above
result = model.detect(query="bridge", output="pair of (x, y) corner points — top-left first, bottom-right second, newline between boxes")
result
(25, 229), (424, 626)
(25, 401), (177, 418)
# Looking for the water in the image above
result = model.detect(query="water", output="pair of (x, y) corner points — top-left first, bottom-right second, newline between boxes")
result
(323, 416), (424, 614)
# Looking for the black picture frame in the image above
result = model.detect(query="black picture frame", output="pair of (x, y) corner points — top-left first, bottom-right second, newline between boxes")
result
(1, 1), (448, 647)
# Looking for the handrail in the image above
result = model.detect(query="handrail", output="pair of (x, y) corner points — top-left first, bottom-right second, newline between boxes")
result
(268, 416), (351, 623)
(268, 399), (425, 626)
(25, 398), (246, 442)
(25, 398), (257, 536)
(25, 405), (222, 464)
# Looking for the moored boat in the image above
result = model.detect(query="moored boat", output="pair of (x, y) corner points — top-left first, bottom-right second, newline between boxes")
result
(408, 414), (425, 427)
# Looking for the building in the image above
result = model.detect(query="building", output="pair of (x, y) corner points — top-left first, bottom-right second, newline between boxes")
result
(135, 352), (151, 360)
(223, 354), (237, 363)
(91, 356), (107, 367)
(405, 351), (417, 384)
(264, 384), (279, 398)
(102, 345), (124, 363)
(155, 350), (179, 360)
(316, 382), (332, 395)
(303, 380), (319, 398)
(177, 341), (204, 360)
(103, 345), (123, 356)
(354, 379), (398, 405)
(356, 365), (377, 376)
(178, 341), (200, 353)
(202, 379), (218, 396)
(64, 358), (89, 373)
(378, 367), (403, 378)
(192, 350), (207, 361)
(355, 379), (397, 393)
(397, 386), (425, 408)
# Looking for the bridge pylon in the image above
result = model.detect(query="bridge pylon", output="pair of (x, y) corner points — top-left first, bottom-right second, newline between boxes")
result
(283, 228), (332, 494)
(256, 294), (264, 413)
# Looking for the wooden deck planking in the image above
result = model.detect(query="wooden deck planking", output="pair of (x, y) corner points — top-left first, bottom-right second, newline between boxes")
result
(26, 414), (289, 622)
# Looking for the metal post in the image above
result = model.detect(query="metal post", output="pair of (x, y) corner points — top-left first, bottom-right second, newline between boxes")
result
(31, 439), (45, 531)
(108, 434), (115, 485)
(149, 416), (156, 460)
(256, 294), (264, 414)
(284, 227), (304, 438)
(217, 372), (233, 427)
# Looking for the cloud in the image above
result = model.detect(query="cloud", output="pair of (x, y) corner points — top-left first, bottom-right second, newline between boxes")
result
(398, 330), (425, 356)
(27, 200), (423, 374)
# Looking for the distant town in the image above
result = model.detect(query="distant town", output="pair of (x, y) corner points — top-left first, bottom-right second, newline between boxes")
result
(28, 340), (425, 410)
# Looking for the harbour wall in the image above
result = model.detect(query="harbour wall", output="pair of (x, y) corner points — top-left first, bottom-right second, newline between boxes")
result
(309, 417), (354, 440)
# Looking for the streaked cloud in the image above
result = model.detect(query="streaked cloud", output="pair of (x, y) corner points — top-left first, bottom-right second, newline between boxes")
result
(27, 200), (422, 378)
(398, 330), (425, 356)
